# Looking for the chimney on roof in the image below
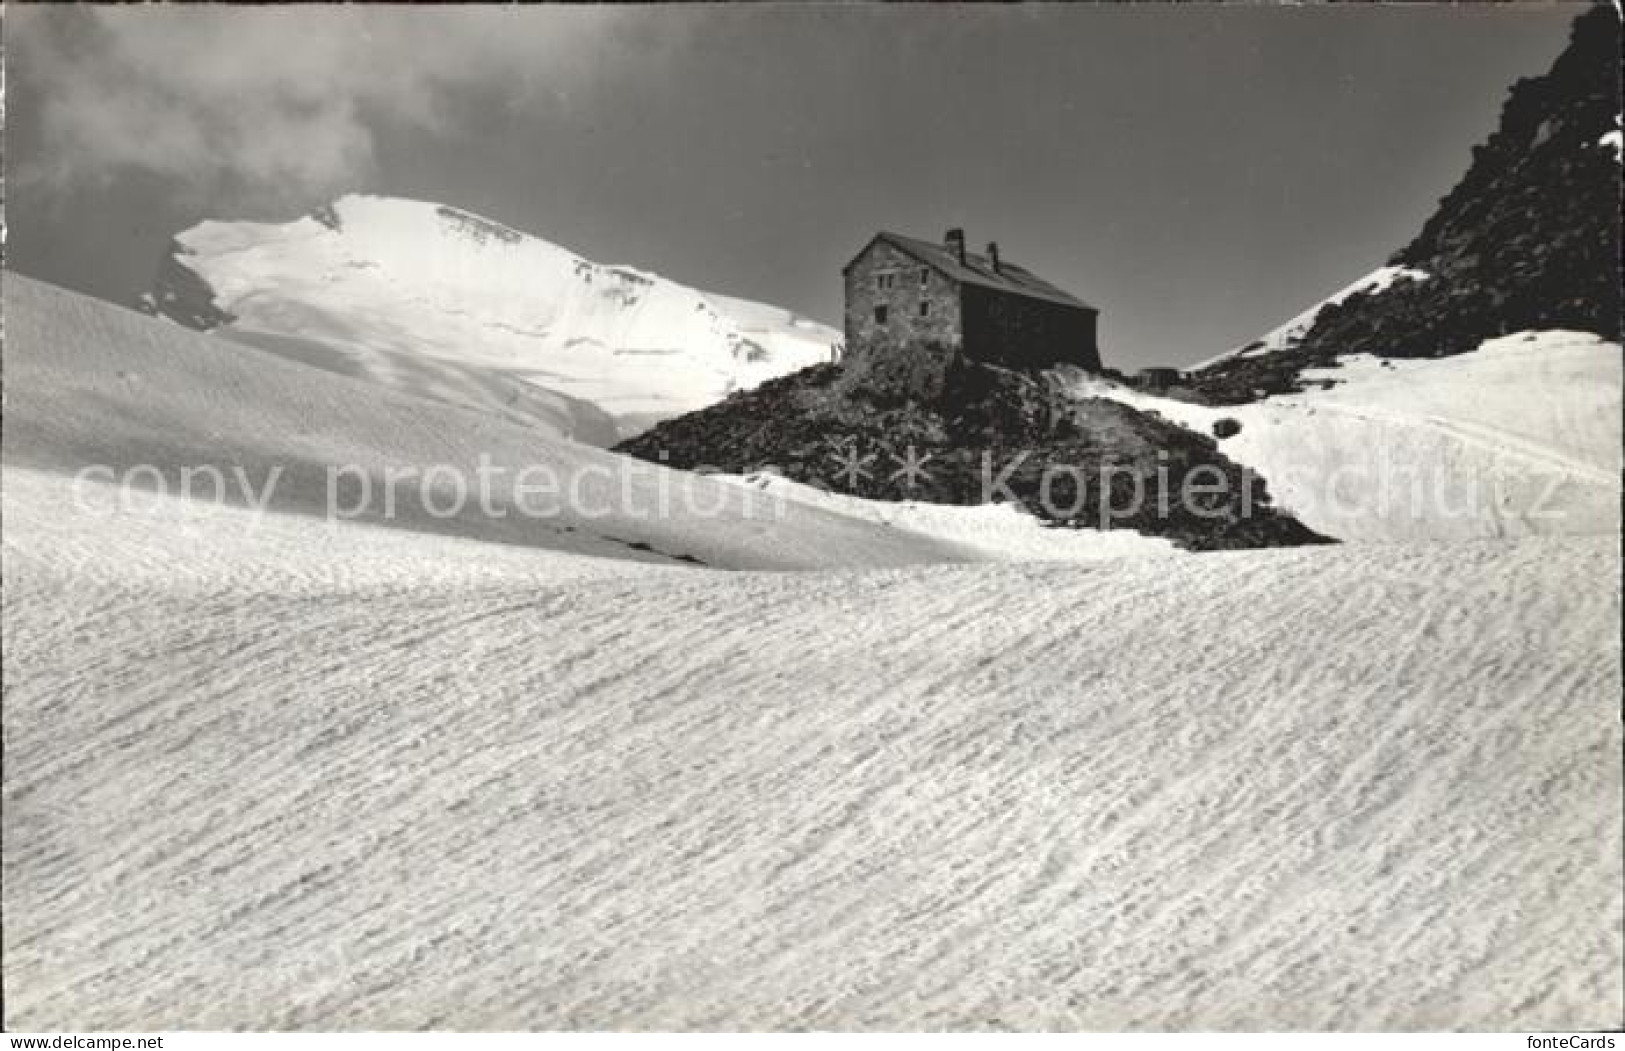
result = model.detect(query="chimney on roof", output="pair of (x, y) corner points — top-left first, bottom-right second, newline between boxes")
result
(944, 228), (966, 265)
(986, 242), (1001, 274)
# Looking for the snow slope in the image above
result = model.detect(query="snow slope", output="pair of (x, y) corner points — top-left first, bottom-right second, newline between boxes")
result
(1192, 265), (1430, 371)
(154, 195), (841, 440)
(216, 326), (624, 446)
(1061, 330), (1622, 542)
(3, 274), (978, 571)
(4, 524), (1619, 1030)
(719, 471), (1182, 562)
(2, 274), (1171, 570)
(3, 274), (1619, 1029)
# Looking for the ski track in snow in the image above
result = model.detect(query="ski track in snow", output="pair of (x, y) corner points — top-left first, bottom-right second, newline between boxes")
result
(1292, 397), (1618, 487)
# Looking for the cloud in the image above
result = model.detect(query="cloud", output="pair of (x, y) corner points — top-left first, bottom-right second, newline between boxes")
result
(6, 5), (628, 205)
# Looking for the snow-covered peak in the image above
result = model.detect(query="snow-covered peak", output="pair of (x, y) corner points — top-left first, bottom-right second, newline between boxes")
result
(155, 194), (842, 441)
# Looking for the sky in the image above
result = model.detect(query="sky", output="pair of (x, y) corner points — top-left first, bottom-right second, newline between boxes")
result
(2, 3), (1582, 370)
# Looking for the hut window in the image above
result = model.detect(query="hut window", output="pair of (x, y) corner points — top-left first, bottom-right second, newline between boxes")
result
(919, 301), (931, 318)
(919, 268), (930, 287)
(874, 304), (889, 324)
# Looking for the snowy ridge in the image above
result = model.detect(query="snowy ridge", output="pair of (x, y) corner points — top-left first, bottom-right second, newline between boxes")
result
(156, 195), (842, 441)
(1192, 265), (1430, 371)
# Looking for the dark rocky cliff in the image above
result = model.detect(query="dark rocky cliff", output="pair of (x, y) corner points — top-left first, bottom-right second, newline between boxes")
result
(1191, 4), (1621, 404)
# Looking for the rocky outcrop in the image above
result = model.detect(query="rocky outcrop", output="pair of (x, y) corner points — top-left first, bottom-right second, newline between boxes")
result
(143, 240), (235, 330)
(618, 346), (1329, 552)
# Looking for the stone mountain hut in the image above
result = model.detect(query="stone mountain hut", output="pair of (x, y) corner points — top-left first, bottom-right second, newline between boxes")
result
(841, 228), (1102, 372)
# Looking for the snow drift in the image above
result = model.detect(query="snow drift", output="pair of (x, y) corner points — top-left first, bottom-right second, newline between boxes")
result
(148, 195), (842, 441)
